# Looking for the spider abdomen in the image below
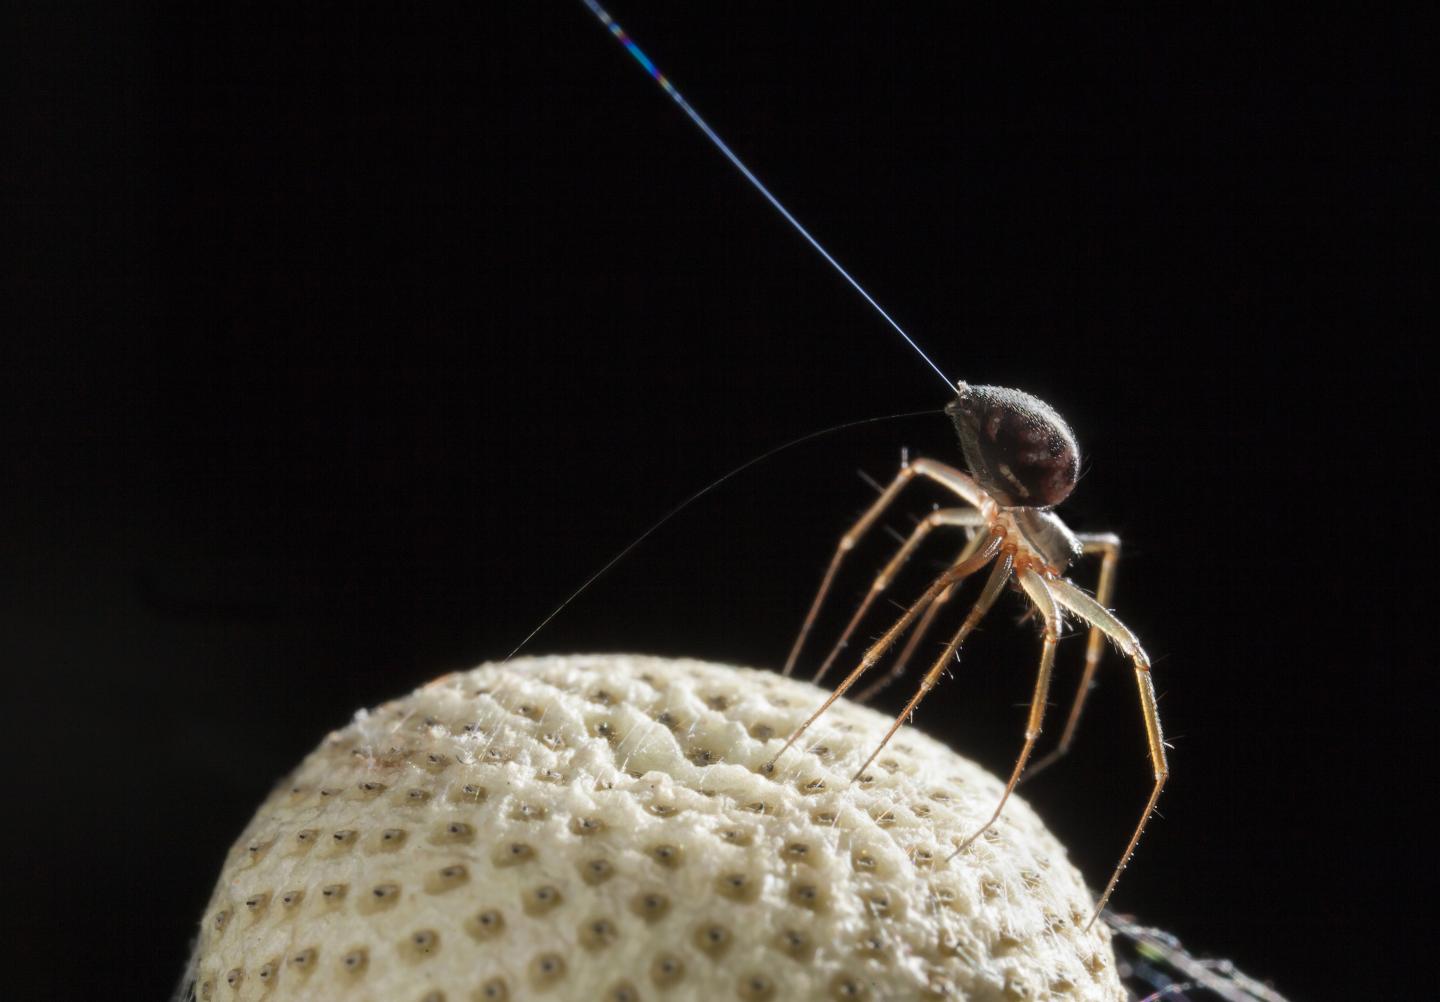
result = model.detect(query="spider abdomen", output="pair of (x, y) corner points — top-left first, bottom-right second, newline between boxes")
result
(946, 383), (1080, 509)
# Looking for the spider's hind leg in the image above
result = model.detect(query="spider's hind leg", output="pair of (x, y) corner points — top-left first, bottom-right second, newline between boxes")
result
(770, 534), (1002, 767)
(783, 462), (920, 677)
(813, 507), (985, 686)
(783, 458), (986, 677)
(854, 522), (992, 705)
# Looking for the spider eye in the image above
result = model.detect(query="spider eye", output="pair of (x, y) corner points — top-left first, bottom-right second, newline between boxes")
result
(946, 384), (1080, 508)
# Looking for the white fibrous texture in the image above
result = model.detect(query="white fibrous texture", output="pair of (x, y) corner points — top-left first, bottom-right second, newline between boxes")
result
(189, 655), (1123, 1001)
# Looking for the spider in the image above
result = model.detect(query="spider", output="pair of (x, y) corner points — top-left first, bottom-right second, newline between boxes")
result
(773, 380), (1168, 921)
(579, 0), (1168, 922)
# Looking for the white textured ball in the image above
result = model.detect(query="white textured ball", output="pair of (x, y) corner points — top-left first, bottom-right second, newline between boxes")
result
(186, 655), (1123, 1001)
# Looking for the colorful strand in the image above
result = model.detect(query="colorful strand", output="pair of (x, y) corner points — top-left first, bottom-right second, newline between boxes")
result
(579, 0), (955, 393)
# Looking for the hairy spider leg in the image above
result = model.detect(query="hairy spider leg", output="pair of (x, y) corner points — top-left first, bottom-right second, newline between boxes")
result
(1043, 575), (1168, 926)
(850, 552), (1015, 780)
(951, 567), (1062, 856)
(784, 458), (985, 677)
(770, 534), (1003, 766)
(812, 508), (985, 685)
(854, 534), (988, 705)
(1025, 533), (1122, 781)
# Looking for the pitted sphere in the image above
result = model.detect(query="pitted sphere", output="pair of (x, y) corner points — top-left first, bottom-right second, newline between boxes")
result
(184, 655), (1123, 1001)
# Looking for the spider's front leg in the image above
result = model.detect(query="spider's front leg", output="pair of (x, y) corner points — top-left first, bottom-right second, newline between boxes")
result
(951, 565), (1061, 856)
(1046, 575), (1169, 924)
(1025, 532), (1122, 780)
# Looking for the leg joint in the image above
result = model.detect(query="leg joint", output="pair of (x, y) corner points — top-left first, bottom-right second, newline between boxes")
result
(1080, 532), (1122, 552)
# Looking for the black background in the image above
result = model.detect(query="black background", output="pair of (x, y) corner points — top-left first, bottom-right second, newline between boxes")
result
(5, 4), (1431, 1000)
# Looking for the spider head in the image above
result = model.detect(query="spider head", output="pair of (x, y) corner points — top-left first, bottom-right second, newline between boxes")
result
(945, 382), (1080, 509)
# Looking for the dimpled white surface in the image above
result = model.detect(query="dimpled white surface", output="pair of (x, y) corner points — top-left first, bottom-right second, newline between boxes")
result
(188, 655), (1123, 1001)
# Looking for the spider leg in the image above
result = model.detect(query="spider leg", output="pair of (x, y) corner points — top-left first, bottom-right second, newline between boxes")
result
(1025, 533), (1121, 781)
(950, 567), (1061, 857)
(854, 530), (989, 705)
(813, 508), (984, 685)
(852, 584), (953, 705)
(770, 534), (1002, 766)
(850, 552), (1015, 780)
(783, 458), (985, 676)
(1046, 575), (1169, 926)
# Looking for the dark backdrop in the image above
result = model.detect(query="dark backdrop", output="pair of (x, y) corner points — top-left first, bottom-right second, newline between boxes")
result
(5, 4), (1430, 999)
